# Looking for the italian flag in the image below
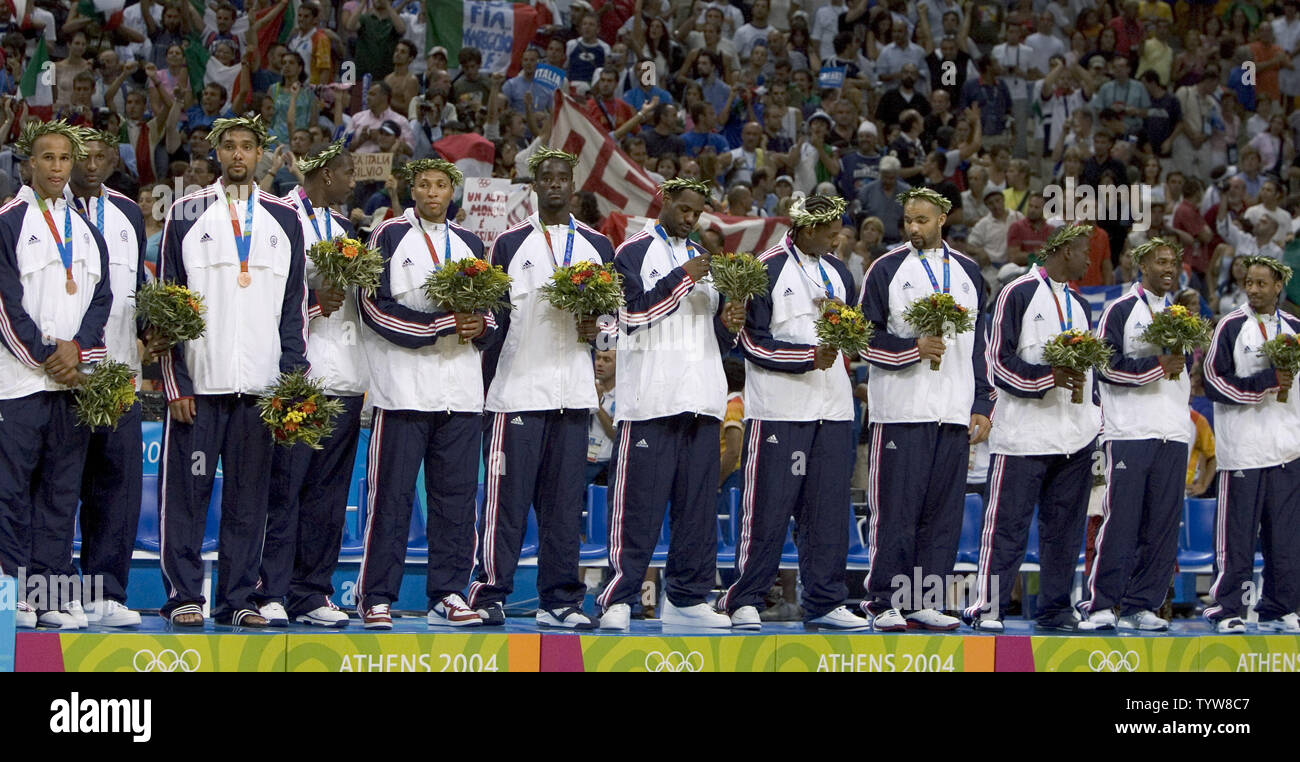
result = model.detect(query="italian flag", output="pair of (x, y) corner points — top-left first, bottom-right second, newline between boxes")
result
(18, 37), (53, 119)
(184, 35), (247, 111)
(425, 0), (539, 77)
(75, 0), (125, 30)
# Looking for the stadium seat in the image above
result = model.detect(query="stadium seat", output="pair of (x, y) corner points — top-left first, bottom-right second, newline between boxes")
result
(136, 473), (161, 552)
(406, 490), (428, 557)
(955, 493), (984, 569)
(1021, 507), (1040, 571)
(1179, 498), (1216, 572)
(779, 519), (799, 566)
(716, 488), (740, 565)
(650, 511), (671, 563)
(579, 484), (608, 561)
(846, 506), (870, 569)
(202, 477), (222, 552)
(520, 507), (539, 558)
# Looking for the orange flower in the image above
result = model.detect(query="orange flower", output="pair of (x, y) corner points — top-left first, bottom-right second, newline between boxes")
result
(570, 274), (582, 284)
(828, 314), (841, 324)
(342, 245), (359, 259)
(599, 271), (612, 283)
(271, 398), (283, 410)
(186, 298), (200, 312)
(285, 422), (299, 432)
(1070, 336), (1084, 345)
(301, 401), (317, 414)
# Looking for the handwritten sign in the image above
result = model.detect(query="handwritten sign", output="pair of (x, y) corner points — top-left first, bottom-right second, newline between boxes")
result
(459, 178), (535, 247)
(352, 152), (393, 183)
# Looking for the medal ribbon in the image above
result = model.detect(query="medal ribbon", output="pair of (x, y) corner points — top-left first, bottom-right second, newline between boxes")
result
(1038, 266), (1073, 331)
(918, 244), (951, 294)
(227, 191), (254, 274)
(298, 188), (332, 242)
(789, 238), (835, 300)
(539, 215), (576, 269)
(35, 195), (74, 288)
(417, 218), (450, 270)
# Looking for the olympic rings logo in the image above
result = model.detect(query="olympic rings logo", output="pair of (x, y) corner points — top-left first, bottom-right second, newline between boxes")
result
(643, 651), (705, 672)
(133, 649), (202, 672)
(1087, 650), (1140, 672)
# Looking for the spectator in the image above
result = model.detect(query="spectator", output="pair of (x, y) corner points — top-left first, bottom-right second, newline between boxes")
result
(682, 100), (730, 160)
(1244, 178), (1294, 245)
(966, 188), (1023, 281)
(268, 52), (318, 146)
(348, 81), (414, 153)
(876, 62), (929, 128)
(504, 47), (553, 116)
(836, 121), (885, 202)
(727, 121), (768, 187)
(287, 0), (341, 85)
(641, 102), (687, 158)
(1005, 192), (1055, 266)
(346, 0), (406, 80)
(855, 155), (909, 244)
(585, 67), (638, 134)
(587, 349), (617, 486)
(960, 56), (1013, 150)
(1173, 177), (1215, 288)
(789, 110), (840, 195)
(567, 13), (610, 87)
(384, 40), (421, 117)
(452, 47), (491, 108)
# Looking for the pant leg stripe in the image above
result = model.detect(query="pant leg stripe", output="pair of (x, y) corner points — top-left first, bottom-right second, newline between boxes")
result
(966, 454), (1005, 618)
(596, 424), (633, 610)
(354, 409), (385, 607)
(719, 421), (761, 612)
(1083, 441), (1115, 612)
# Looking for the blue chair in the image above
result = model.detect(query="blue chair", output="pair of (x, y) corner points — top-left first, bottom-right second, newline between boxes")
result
(779, 519), (799, 566)
(72, 503), (83, 552)
(1179, 498), (1216, 572)
(202, 477), (223, 552)
(136, 473), (161, 552)
(716, 488), (740, 565)
(846, 507), (871, 569)
(650, 512), (671, 563)
(337, 480), (368, 558)
(1022, 506), (1040, 568)
(406, 491), (428, 557)
(955, 493), (984, 568)
(579, 484), (609, 561)
(520, 508), (540, 558)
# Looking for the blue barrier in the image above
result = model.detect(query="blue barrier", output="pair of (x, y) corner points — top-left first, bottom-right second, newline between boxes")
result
(0, 576), (14, 673)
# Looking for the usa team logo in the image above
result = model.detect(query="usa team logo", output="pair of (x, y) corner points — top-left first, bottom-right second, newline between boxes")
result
(270, 235), (279, 247)
(120, 230), (129, 241)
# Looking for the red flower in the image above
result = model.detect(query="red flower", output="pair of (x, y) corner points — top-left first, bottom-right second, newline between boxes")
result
(301, 401), (316, 414)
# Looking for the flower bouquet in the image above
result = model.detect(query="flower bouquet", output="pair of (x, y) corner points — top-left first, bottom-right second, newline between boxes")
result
(1138, 304), (1212, 380)
(1259, 332), (1300, 403)
(73, 361), (136, 429)
(257, 369), (345, 449)
(814, 301), (873, 356)
(539, 260), (624, 343)
(134, 281), (206, 346)
(307, 236), (385, 296)
(902, 293), (976, 370)
(709, 252), (768, 303)
(1042, 329), (1113, 404)
(423, 257), (513, 343)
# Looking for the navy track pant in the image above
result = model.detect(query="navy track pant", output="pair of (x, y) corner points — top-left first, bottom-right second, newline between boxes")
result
(71, 400), (143, 605)
(355, 408), (480, 610)
(1206, 458), (1300, 621)
(596, 413), (721, 611)
(862, 421), (969, 612)
(159, 394), (273, 620)
(1, 392), (90, 611)
(717, 419), (853, 620)
(469, 409), (589, 611)
(964, 440), (1096, 623)
(257, 395), (363, 615)
(1084, 439), (1186, 615)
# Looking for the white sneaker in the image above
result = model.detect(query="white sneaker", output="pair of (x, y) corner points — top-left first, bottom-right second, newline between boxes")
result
(37, 610), (79, 630)
(807, 605), (870, 631)
(1079, 608), (1118, 631)
(258, 602), (289, 628)
(905, 608), (961, 631)
(296, 603), (349, 628)
(730, 605), (762, 631)
(428, 594), (482, 627)
(1257, 613), (1300, 633)
(15, 601), (36, 629)
(599, 603), (631, 630)
(85, 600), (142, 627)
(362, 603), (393, 630)
(862, 604), (907, 632)
(1217, 617), (1246, 634)
(536, 606), (596, 630)
(62, 601), (89, 628)
(661, 600), (732, 628)
(1117, 610), (1169, 632)
(970, 616), (1004, 632)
